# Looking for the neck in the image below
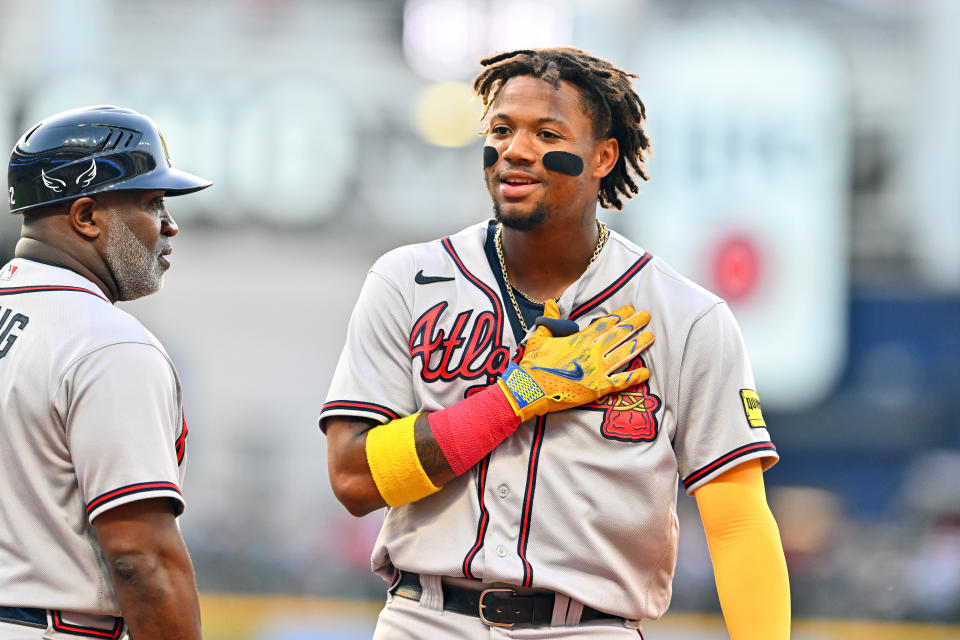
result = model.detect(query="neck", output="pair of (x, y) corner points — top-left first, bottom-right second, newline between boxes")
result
(499, 212), (601, 302)
(15, 237), (119, 303)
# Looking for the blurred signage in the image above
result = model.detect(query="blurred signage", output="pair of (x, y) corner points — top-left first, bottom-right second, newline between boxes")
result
(9, 75), (356, 224)
(622, 19), (849, 411)
(402, 0), (573, 81)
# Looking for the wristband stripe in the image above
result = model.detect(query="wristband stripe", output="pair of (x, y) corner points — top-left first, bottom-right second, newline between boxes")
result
(321, 400), (401, 422)
(86, 481), (182, 516)
(570, 253), (652, 321)
(0, 285), (108, 301)
(682, 442), (778, 490)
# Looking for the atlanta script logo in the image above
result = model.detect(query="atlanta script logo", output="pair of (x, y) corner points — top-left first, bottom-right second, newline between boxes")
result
(409, 301), (510, 383)
(410, 302), (661, 441)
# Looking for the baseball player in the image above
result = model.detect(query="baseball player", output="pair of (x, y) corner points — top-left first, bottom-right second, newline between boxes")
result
(0, 106), (209, 639)
(322, 48), (790, 639)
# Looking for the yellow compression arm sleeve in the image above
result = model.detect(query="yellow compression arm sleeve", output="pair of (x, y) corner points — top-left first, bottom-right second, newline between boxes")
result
(365, 413), (441, 507)
(694, 458), (791, 640)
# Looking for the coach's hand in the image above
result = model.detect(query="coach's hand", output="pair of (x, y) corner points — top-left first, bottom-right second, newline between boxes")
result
(497, 300), (653, 421)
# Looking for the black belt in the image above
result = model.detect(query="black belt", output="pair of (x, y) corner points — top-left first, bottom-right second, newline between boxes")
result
(393, 571), (620, 627)
(0, 605), (46, 628)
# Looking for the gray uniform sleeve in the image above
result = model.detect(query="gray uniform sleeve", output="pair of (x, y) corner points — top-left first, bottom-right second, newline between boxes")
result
(320, 270), (417, 429)
(673, 303), (778, 495)
(59, 342), (185, 522)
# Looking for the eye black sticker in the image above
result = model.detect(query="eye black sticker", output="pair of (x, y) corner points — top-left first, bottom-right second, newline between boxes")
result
(483, 146), (499, 168)
(542, 151), (584, 176)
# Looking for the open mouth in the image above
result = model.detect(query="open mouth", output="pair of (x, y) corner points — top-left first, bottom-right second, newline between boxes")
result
(502, 176), (538, 186)
(499, 172), (540, 198)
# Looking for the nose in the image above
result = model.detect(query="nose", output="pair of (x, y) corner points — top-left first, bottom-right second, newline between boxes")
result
(161, 211), (179, 237)
(501, 131), (536, 166)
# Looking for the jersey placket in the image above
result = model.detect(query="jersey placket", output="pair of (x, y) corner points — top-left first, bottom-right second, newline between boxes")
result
(474, 414), (547, 586)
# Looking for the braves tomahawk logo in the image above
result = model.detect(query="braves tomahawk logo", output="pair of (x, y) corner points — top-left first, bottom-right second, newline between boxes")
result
(583, 355), (661, 442)
(41, 160), (97, 194)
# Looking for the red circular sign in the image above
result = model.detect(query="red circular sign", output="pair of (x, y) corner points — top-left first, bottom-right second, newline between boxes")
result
(711, 235), (762, 301)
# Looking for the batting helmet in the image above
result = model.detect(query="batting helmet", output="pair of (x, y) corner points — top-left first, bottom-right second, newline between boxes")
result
(7, 105), (211, 215)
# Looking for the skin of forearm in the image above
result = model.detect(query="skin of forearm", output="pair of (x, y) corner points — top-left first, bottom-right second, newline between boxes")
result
(108, 547), (202, 640)
(327, 413), (455, 516)
(412, 411), (454, 484)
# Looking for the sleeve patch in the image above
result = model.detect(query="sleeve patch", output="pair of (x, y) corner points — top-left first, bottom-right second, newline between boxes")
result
(740, 389), (766, 428)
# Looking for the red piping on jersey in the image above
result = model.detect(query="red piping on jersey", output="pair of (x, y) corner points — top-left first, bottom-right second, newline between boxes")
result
(320, 400), (401, 422)
(517, 415), (547, 587)
(682, 442), (777, 490)
(51, 610), (124, 639)
(461, 455), (492, 579)
(569, 253), (652, 321)
(176, 411), (188, 466)
(441, 235), (513, 580)
(441, 237), (504, 342)
(0, 285), (108, 302)
(85, 481), (182, 516)
(388, 568), (402, 591)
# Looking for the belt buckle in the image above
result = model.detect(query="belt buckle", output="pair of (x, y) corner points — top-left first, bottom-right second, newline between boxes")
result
(478, 587), (518, 627)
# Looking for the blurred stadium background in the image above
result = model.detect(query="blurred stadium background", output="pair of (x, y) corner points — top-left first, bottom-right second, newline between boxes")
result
(2, 0), (959, 637)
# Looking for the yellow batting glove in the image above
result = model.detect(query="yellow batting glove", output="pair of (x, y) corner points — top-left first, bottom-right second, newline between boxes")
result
(497, 300), (654, 422)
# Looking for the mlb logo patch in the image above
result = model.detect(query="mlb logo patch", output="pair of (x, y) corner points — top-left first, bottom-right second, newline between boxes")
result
(0, 264), (18, 281)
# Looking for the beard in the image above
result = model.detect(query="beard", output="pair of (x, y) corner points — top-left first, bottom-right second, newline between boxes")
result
(493, 200), (550, 232)
(103, 215), (165, 301)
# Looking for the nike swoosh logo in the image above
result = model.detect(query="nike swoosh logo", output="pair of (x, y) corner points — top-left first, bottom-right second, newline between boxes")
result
(531, 362), (585, 381)
(415, 270), (455, 285)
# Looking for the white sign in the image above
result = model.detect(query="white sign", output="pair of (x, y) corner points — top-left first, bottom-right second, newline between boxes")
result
(622, 19), (849, 411)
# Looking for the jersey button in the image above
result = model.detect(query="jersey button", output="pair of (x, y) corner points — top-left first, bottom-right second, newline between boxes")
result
(496, 545), (507, 557)
(497, 485), (510, 498)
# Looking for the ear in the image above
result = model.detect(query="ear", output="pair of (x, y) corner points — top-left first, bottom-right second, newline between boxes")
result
(68, 197), (102, 240)
(591, 137), (619, 180)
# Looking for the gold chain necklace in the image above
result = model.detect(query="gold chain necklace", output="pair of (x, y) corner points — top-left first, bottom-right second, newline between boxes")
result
(495, 219), (609, 333)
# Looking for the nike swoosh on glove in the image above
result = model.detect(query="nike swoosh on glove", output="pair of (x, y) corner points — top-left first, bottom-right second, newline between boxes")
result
(498, 299), (654, 422)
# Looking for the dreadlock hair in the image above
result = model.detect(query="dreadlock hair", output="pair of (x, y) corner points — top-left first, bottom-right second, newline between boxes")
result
(473, 47), (651, 210)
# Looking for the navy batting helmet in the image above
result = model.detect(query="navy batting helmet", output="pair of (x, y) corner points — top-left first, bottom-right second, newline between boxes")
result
(7, 105), (211, 215)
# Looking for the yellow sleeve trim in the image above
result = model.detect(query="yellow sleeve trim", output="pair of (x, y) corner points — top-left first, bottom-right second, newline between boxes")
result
(695, 459), (791, 640)
(365, 413), (441, 507)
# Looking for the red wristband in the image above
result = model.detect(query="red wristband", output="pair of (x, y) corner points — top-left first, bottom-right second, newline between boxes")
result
(427, 384), (522, 476)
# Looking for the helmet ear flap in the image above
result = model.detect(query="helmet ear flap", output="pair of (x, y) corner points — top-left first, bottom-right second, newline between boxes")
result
(7, 105), (211, 215)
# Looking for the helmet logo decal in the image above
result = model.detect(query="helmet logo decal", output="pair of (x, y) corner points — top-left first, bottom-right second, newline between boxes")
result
(158, 131), (172, 167)
(76, 159), (97, 188)
(7, 187), (13, 206)
(41, 170), (67, 193)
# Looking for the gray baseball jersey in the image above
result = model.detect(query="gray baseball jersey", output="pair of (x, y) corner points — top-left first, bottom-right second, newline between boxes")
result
(322, 220), (777, 621)
(0, 258), (187, 618)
